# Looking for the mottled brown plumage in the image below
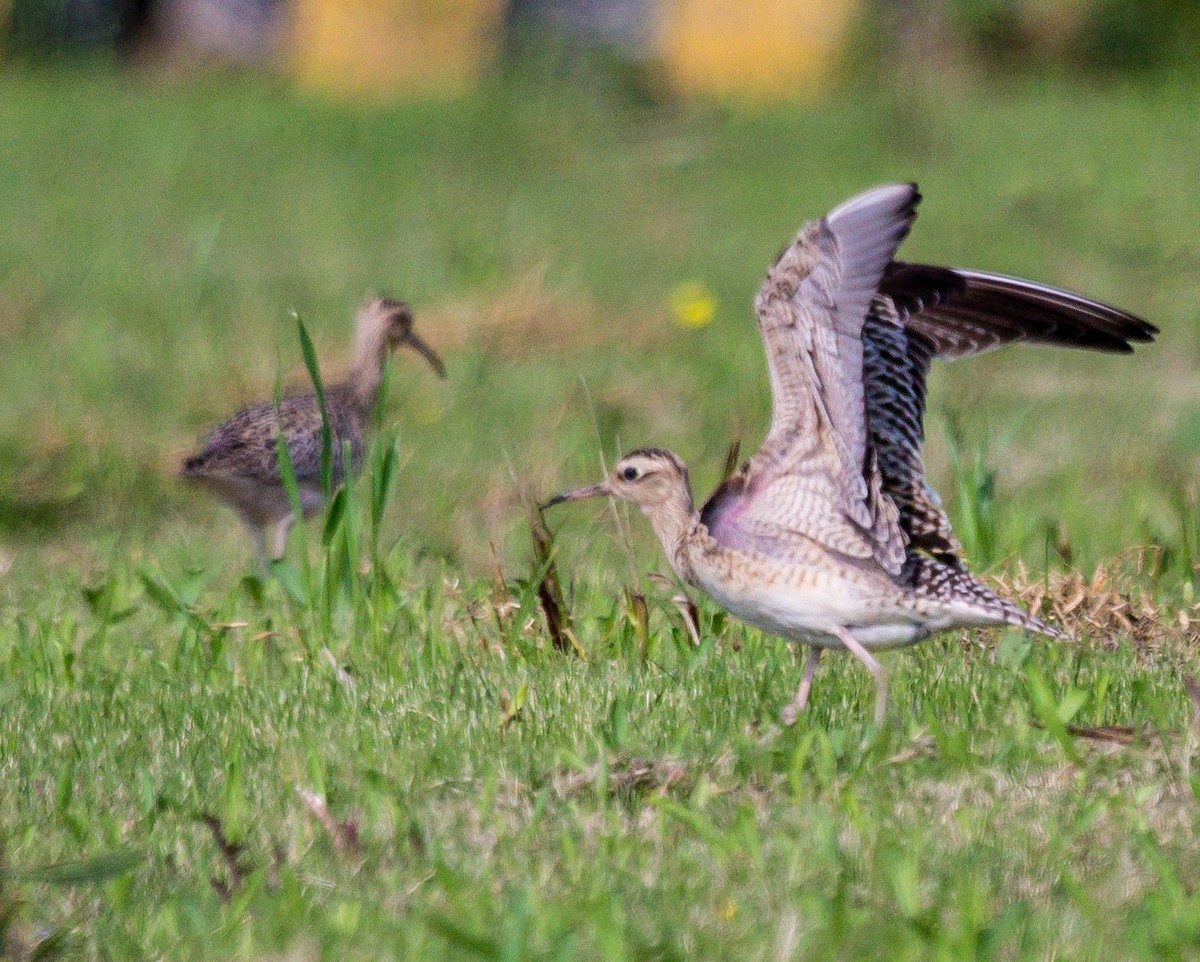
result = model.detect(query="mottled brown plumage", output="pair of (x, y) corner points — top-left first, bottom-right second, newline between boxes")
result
(182, 297), (444, 561)
(545, 184), (1155, 725)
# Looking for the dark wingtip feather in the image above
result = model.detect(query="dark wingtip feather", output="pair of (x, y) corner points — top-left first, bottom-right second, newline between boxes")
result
(883, 262), (1157, 357)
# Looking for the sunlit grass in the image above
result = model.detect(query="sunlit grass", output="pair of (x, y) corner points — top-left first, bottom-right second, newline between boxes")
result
(1, 64), (1199, 959)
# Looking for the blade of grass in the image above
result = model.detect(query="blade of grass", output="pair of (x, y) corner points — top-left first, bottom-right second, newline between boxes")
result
(294, 311), (333, 499)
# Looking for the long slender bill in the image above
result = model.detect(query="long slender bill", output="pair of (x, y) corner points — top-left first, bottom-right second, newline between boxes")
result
(539, 481), (611, 510)
(405, 332), (447, 378)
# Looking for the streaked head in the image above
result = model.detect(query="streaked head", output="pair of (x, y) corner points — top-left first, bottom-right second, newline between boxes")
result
(542, 448), (692, 512)
(358, 296), (446, 377)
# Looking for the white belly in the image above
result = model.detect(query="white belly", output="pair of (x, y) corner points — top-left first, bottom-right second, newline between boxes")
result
(691, 561), (930, 651)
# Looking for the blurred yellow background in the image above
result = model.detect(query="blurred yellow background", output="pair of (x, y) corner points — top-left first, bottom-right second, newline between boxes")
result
(290, 0), (504, 95)
(287, 0), (859, 98)
(657, 0), (858, 98)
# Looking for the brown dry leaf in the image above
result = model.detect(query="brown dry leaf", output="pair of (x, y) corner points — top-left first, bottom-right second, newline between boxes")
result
(486, 540), (521, 634)
(1063, 724), (1143, 746)
(888, 733), (937, 764)
(626, 589), (650, 652)
(1184, 674), (1200, 730)
(498, 684), (528, 734)
(530, 509), (582, 655)
(1026, 720), (1150, 748)
(198, 812), (252, 901)
(721, 439), (742, 483)
(672, 592), (702, 647)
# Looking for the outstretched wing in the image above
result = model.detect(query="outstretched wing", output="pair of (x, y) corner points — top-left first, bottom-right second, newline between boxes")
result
(879, 262), (1157, 358)
(862, 263), (1156, 566)
(701, 183), (920, 576)
(861, 304), (961, 563)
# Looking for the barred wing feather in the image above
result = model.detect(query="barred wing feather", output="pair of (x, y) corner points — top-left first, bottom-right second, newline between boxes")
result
(703, 183), (920, 576)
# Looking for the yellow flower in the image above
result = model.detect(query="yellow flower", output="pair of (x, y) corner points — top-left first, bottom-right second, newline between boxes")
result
(669, 281), (716, 329)
(719, 898), (737, 921)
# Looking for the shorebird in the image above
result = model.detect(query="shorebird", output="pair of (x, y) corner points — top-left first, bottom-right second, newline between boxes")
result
(544, 184), (1155, 725)
(182, 296), (444, 562)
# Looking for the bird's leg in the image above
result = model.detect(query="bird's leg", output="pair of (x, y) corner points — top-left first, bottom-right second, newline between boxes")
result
(781, 646), (822, 726)
(244, 524), (272, 578)
(267, 514), (295, 562)
(833, 626), (888, 727)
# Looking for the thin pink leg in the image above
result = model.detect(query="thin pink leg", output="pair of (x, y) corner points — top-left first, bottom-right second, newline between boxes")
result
(834, 626), (888, 726)
(781, 646), (822, 725)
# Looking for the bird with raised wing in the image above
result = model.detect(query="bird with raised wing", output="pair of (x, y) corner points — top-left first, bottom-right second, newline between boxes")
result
(182, 296), (445, 562)
(544, 184), (1155, 725)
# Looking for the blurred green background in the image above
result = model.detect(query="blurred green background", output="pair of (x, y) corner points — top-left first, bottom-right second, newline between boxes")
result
(0, 0), (1197, 587)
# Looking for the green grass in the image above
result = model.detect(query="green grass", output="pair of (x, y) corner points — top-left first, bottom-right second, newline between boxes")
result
(2, 62), (1200, 959)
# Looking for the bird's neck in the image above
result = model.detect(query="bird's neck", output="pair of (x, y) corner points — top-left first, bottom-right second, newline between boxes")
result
(640, 483), (698, 582)
(348, 324), (389, 415)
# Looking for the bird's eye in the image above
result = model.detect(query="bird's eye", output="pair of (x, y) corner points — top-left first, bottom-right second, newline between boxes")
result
(621, 466), (639, 481)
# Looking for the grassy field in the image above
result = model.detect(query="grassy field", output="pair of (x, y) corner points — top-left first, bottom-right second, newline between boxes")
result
(2, 61), (1200, 959)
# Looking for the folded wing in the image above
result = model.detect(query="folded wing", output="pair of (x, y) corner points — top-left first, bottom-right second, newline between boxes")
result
(182, 389), (362, 487)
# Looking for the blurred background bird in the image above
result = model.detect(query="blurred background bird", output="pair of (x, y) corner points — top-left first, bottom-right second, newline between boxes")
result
(181, 297), (445, 563)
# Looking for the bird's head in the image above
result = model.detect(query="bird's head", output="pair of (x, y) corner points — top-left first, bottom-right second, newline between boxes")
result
(358, 296), (446, 377)
(542, 448), (692, 514)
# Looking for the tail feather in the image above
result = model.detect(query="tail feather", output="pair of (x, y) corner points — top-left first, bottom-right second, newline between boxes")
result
(903, 554), (1068, 640)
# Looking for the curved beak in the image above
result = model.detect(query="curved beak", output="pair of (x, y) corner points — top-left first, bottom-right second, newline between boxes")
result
(540, 481), (611, 510)
(404, 331), (446, 378)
